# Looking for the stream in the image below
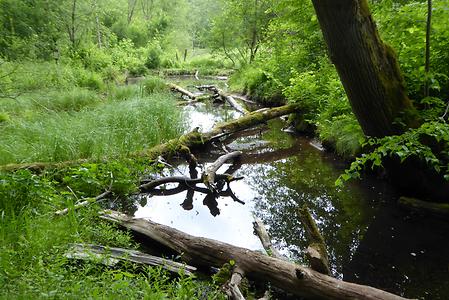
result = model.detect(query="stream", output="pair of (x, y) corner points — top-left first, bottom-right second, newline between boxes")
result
(131, 78), (449, 299)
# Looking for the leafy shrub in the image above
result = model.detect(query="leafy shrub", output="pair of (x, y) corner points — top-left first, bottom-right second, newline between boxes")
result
(374, 1), (449, 100)
(145, 45), (162, 69)
(337, 121), (449, 186)
(76, 70), (105, 91)
(319, 115), (364, 157)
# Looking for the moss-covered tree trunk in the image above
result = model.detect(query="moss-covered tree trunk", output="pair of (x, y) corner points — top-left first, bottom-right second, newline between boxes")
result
(311, 0), (415, 137)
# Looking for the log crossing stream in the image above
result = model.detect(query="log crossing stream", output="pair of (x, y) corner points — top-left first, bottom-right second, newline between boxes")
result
(130, 78), (449, 299)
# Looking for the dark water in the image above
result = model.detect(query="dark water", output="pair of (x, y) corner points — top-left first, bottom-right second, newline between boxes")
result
(134, 94), (449, 299)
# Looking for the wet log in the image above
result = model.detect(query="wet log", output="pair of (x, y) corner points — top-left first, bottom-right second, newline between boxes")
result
(298, 205), (331, 275)
(223, 94), (248, 115)
(139, 174), (242, 192)
(398, 196), (449, 217)
(55, 190), (111, 216)
(1, 104), (299, 172)
(168, 83), (196, 100)
(252, 217), (283, 260)
(65, 243), (196, 275)
(100, 210), (409, 300)
(135, 103), (299, 161)
(195, 85), (249, 114)
(204, 151), (242, 192)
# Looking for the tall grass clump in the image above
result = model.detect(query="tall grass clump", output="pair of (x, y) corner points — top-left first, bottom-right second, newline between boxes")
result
(0, 92), (184, 164)
(141, 76), (168, 94)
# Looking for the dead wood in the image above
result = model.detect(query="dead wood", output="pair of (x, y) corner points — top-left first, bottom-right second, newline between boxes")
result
(224, 266), (246, 300)
(65, 243), (196, 275)
(298, 205), (331, 275)
(204, 151), (242, 192)
(139, 174), (242, 192)
(55, 190), (111, 216)
(398, 196), (449, 217)
(168, 83), (197, 100)
(252, 217), (283, 260)
(195, 85), (249, 114)
(100, 210), (409, 300)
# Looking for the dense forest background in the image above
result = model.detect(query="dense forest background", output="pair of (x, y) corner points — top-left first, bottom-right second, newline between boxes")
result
(1, 0), (449, 298)
(1, 0), (448, 178)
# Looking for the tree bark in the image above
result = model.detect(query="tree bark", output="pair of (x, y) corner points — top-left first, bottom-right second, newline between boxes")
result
(311, 0), (415, 137)
(100, 210), (409, 300)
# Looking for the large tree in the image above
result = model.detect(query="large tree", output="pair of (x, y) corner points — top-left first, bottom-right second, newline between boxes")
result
(311, 0), (416, 138)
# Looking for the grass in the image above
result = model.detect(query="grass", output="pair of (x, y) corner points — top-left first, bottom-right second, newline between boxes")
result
(0, 88), (184, 165)
(0, 167), (225, 299)
(0, 65), (225, 298)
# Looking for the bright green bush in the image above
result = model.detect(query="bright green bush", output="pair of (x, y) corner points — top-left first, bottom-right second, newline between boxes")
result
(337, 121), (449, 186)
(373, 0), (449, 100)
(145, 46), (162, 70)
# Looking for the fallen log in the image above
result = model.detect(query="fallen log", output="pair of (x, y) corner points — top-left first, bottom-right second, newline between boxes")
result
(204, 151), (242, 192)
(224, 94), (248, 114)
(398, 196), (449, 217)
(55, 190), (111, 216)
(168, 83), (197, 100)
(135, 103), (299, 161)
(298, 205), (331, 275)
(1, 103), (299, 172)
(195, 85), (249, 114)
(100, 210), (409, 300)
(252, 217), (283, 260)
(65, 243), (196, 275)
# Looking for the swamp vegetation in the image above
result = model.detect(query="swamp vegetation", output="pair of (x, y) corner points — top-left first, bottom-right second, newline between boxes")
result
(1, 0), (449, 299)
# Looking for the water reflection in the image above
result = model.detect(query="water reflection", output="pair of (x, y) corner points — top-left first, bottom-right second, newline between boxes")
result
(133, 99), (449, 299)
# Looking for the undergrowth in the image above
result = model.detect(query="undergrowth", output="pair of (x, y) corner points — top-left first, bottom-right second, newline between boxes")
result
(0, 162), (225, 299)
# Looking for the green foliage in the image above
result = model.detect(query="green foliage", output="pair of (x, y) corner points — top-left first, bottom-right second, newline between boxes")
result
(337, 121), (449, 186)
(0, 90), (184, 165)
(229, 65), (284, 105)
(145, 45), (162, 70)
(373, 0), (449, 100)
(0, 165), (225, 299)
(142, 77), (168, 94)
(319, 115), (365, 158)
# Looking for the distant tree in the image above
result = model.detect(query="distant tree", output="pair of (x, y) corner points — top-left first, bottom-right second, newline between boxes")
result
(209, 0), (273, 65)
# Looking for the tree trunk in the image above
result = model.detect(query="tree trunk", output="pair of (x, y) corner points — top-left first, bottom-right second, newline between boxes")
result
(311, 0), (415, 137)
(127, 0), (137, 25)
(424, 0), (432, 97)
